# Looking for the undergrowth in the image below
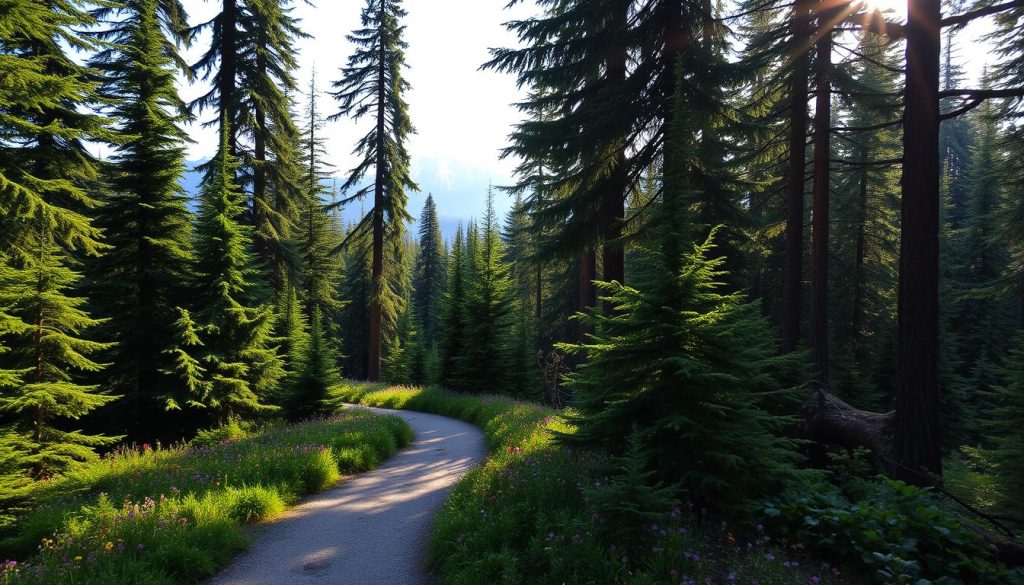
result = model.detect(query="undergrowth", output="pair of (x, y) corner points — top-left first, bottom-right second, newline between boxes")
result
(333, 381), (845, 584)
(0, 410), (411, 584)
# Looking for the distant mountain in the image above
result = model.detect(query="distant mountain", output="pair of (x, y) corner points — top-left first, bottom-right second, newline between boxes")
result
(181, 156), (513, 243)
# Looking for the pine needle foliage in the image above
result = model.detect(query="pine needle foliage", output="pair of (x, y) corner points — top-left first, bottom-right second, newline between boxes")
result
(191, 124), (283, 422)
(0, 0), (114, 258)
(413, 195), (446, 345)
(86, 0), (197, 439)
(991, 336), (1024, 516)
(0, 230), (118, 479)
(560, 140), (803, 511)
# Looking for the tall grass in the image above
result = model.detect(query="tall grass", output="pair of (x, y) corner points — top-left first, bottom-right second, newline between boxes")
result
(332, 381), (841, 584)
(0, 410), (411, 585)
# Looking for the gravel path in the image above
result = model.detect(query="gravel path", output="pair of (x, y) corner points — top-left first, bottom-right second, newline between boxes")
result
(205, 406), (485, 585)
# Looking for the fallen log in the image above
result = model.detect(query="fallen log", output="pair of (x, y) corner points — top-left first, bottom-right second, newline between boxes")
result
(798, 385), (1024, 566)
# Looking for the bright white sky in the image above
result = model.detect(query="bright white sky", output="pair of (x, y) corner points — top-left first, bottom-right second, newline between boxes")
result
(173, 0), (1000, 222)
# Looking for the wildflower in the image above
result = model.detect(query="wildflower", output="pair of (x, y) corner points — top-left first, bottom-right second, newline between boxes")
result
(104, 542), (114, 552)
(73, 556), (82, 563)
(137, 544), (145, 550)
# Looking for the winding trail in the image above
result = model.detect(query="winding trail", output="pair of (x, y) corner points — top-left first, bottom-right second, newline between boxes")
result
(205, 406), (485, 585)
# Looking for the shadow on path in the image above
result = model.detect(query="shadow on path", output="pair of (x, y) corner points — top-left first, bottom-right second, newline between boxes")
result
(205, 407), (486, 585)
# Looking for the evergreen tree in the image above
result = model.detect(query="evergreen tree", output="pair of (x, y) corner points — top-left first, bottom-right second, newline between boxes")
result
(330, 0), (416, 381)
(991, 337), (1024, 516)
(561, 102), (801, 511)
(86, 0), (197, 440)
(0, 0), (112, 257)
(0, 230), (117, 478)
(299, 71), (344, 327)
(161, 308), (210, 409)
(286, 306), (338, 420)
(438, 225), (467, 388)
(276, 283), (310, 389)
(412, 195), (446, 345)
(338, 222), (372, 378)
(191, 124), (283, 422)
(454, 189), (517, 393)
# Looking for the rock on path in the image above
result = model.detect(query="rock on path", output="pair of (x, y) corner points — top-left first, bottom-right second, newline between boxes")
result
(205, 406), (486, 585)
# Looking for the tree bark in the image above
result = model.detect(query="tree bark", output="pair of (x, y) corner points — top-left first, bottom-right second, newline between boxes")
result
(808, 9), (831, 378)
(602, 5), (628, 315)
(895, 0), (943, 484)
(367, 12), (387, 382)
(578, 249), (597, 341)
(219, 0), (237, 157)
(782, 0), (812, 354)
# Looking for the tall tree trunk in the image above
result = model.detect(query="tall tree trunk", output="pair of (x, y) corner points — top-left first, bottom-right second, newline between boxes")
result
(602, 6), (628, 315)
(367, 20), (387, 382)
(219, 0), (237, 157)
(851, 152), (868, 353)
(808, 15), (831, 379)
(578, 249), (597, 341)
(782, 0), (811, 353)
(895, 0), (942, 484)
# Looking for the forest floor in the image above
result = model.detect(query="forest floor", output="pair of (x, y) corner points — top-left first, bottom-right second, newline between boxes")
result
(204, 406), (485, 585)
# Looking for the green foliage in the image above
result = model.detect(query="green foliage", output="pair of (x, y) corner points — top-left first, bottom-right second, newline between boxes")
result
(286, 307), (340, 421)
(0, 232), (118, 479)
(191, 125), (284, 422)
(335, 381), (839, 585)
(0, 409), (411, 584)
(763, 477), (1014, 584)
(437, 225), (468, 388)
(413, 195), (446, 345)
(85, 0), (197, 442)
(991, 337), (1024, 516)
(561, 225), (803, 513)
(453, 189), (519, 393)
(0, 0), (113, 257)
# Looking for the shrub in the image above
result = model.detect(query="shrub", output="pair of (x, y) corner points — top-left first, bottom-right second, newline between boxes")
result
(763, 477), (1015, 584)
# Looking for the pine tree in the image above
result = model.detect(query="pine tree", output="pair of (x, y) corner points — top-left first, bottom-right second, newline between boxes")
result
(161, 308), (210, 409)
(276, 283), (310, 389)
(338, 222), (372, 378)
(413, 195), (446, 345)
(330, 0), (416, 381)
(991, 337), (1024, 516)
(0, 229), (118, 478)
(192, 123), (283, 422)
(86, 0), (197, 440)
(299, 72), (344, 327)
(437, 225), (467, 388)
(0, 0), (112, 258)
(561, 99), (802, 512)
(455, 189), (518, 393)
(286, 306), (338, 421)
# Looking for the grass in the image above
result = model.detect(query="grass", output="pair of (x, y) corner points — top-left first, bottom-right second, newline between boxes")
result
(0, 409), (412, 585)
(332, 381), (844, 585)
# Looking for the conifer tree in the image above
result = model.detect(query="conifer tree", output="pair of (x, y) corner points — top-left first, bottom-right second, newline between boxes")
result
(0, 0), (112, 257)
(413, 195), (446, 345)
(299, 72), (344, 328)
(561, 98), (802, 512)
(992, 337), (1024, 516)
(455, 189), (517, 393)
(338, 223), (372, 378)
(0, 230), (117, 478)
(438, 225), (467, 388)
(331, 0), (416, 381)
(286, 307), (338, 420)
(191, 123), (283, 422)
(86, 0), (197, 439)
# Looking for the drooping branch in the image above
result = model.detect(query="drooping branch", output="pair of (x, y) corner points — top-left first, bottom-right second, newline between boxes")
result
(941, 0), (1024, 28)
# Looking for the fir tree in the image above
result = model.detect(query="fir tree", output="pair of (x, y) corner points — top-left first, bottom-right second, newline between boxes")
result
(455, 188), (517, 393)
(191, 123), (283, 422)
(412, 195), (446, 345)
(991, 337), (1024, 516)
(561, 106), (801, 511)
(0, 0), (112, 257)
(286, 306), (338, 421)
(86, 0), (197, 440)
(437, 225), (467, 389)
(0, 229), (118, 478)
(330, 0), (417, 381)
(338, 223), (372, 378)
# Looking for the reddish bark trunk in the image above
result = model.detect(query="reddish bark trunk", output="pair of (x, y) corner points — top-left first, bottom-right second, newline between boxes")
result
(782, 0), (812, 354)
(895, 0), (943, 484)
(808, 11), (832, 379)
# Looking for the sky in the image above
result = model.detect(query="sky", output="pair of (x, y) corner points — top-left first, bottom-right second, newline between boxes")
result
(172, 0), (1001, 229)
